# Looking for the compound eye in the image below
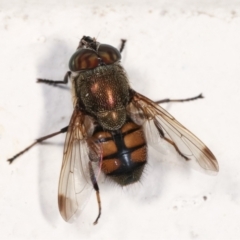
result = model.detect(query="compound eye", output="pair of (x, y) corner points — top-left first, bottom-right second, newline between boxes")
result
(69, 49), (99, 71)
(98, 44), (121, 64)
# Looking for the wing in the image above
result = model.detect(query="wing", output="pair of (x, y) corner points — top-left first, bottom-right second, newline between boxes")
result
(127, 91), (219, 173)
(58, 109), (102, 222)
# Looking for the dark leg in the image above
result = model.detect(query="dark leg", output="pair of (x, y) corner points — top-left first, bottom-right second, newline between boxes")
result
(88, 161), (102, 225)
(37, 71), (71, 85)
(155, 93), (203, 104)
(7, 126), (68, 164)
(163, 136), (189, 161)
(154, 121), (189, 161)
(119, 39), (127, 53)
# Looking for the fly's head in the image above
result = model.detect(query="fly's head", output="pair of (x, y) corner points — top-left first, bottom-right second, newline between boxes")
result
(69, 36), (121, 72)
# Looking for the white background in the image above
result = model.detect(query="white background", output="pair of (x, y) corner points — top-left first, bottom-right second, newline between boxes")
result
(1, 0), (240, 239)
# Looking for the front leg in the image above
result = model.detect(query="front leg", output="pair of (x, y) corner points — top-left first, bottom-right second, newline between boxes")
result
(37, 71), (71, 85)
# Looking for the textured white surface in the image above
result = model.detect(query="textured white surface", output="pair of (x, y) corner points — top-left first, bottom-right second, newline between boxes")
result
(1, 1), (240, 239)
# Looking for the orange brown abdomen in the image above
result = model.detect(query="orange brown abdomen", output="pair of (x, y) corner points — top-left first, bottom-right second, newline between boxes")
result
(92, 121), (147, 185)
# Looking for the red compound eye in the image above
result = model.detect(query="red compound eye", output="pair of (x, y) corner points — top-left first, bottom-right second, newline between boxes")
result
(69, 44), (121, 72)
(98, 44), (121, 64)
(69, 49), (99, 71)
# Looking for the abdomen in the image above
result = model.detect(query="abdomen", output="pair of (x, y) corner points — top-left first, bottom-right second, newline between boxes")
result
(92, 120), (147, 186)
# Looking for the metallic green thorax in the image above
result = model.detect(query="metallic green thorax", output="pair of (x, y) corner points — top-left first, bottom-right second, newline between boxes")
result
(73, 63), (130, 130)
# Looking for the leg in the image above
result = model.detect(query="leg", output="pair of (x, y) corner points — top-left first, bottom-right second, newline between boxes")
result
(155, 93), (203, 104)
(88, 161), (102, 225)
(119, 39), (127, 53)
(155, 123), (189, 161)
(37, 71), (71, 85)
(7, 126), (68, 164)
(163, 136), (189, 161)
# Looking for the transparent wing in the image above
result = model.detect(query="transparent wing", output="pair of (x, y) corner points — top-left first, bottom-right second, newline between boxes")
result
(58, 109), (101, 222)
(128, 91), (219, 173)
